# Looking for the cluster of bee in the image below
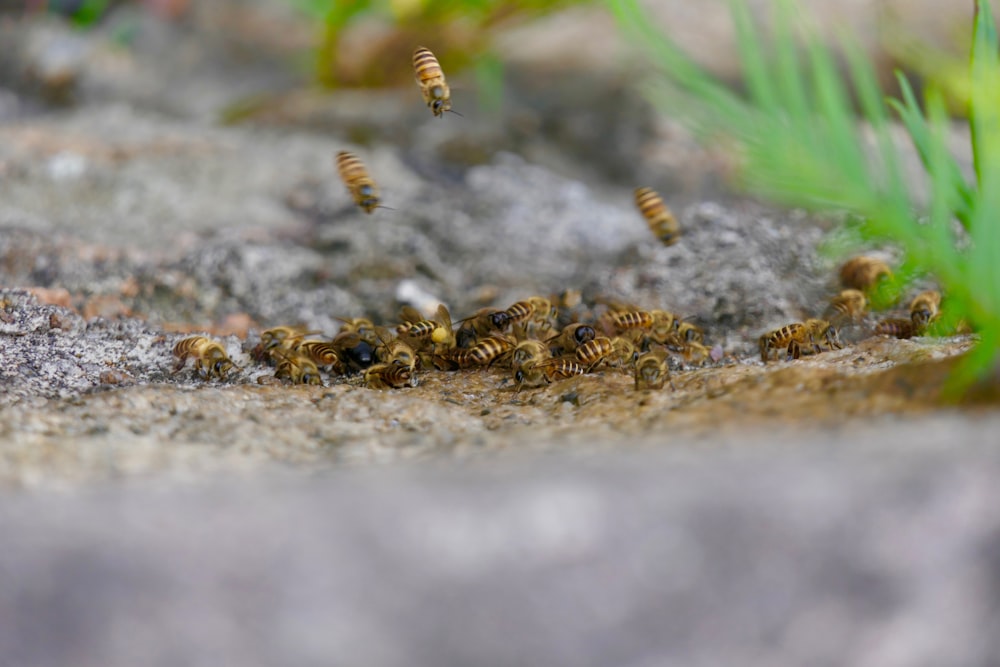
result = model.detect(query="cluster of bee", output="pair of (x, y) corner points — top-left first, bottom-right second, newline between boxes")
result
(171, 296), (716, 392)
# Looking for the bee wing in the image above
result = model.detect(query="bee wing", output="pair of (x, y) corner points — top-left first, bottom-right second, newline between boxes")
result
(398, 305), (424, 324)
(435, 303), (453, 332)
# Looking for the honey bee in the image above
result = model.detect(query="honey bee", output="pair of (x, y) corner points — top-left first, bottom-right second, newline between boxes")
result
(413, 46), (455, 118)
(675, 320), (704, 344)
(296, 340), (345, 375)
(172, 336), (236, 379)
(634, 187), (680, 246)
(759, 319), (841, 363)
(511, 339), (551, 372)
(874, 317), (917, 339)
(606, 310), (654, 333)
(825, 289), (867, 325)
(331, 331), (376, 372)
(610, 335), (640, 369)
(452, 334), (515, 369)
(363, 362), (417, 390)
(909, 290), (941, 329)
(503, 297), (557, 334)
(545, 322), (596, 356)
(575, 336), (615, 371)
(514, 358), (587, 388)
(251, 326), (318, 364)
(374, 327), (418, 372)
(336, 150), (382, 214)
(274, 351), (323, 386)
(455, 308), (511, 349)
(839, 256), (892, 292)
(336, 317), (379, 346)
(396, 304), (455, 352)
(634, 348), (673, 391)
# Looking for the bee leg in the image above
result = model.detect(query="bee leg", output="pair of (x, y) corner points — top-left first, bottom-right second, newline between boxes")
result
(786, 341), (801, 361)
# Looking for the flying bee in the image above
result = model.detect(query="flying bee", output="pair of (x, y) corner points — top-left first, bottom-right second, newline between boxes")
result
(874, 317), (917, 339)
(452, 334), (515, 369)
(364, 362), (417, 390)
(575, 336), (615, 371)
(511, 339), (551, 372)
(634, 348), (674, 391)
(296, 340), (346, 375)
(413, 46), (456, 118)
(331, 331), (376, 372)
(273, 351), (323, 386)
(759, 319), (841, 363)
(909, 290), (941, 330)
(455, 308), (511, 349)
(634, 186), (680, 246)
(172, 336), (236, 379)
(336, 150), (384, 214)
(545, 323), (596, 356)
(839, 256), (892, 292)
(825, 289), (867, 325)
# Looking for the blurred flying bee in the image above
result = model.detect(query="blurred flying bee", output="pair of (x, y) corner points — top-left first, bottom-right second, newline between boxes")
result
(413, 46), (456, 118)
(336, 150), (384, 214)
(874, 317), (917, 339)
(172, 336), (236, 379)
(331, 331), (376, 372)
(455, 308), (511, 349)
(634, 187), (680, 246)
(545, 322), (596, 356)
(825, 289), (867, 325)
(909, 290), (941, 329)
(296, 340), (346, 375)
(452, 334), (515, 369)
(273, 351), (323, 386)
(839, 256), (892, 292)
(364, 362), (417, 390)
(514, 358), (587, 389)
(759, 319), (841, 363)
(575, 336), (615, 371)
(634, 348), (674, 391)
(504, 296), (557, 334)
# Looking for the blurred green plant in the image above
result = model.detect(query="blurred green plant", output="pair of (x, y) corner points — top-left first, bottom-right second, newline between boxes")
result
(610, 0), (1000, 395)
(284, 0), (586, 105)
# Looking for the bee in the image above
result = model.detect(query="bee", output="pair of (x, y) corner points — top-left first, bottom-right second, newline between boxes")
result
(452, 334), (515, 369)
(634, 187), (680, 246)
(511, 339), (551, 372)
(634, 348), (674, 391)
(874, 317), (917, 339)
(455, 308), (511, 349)
(331, 331), (376, 372)
(610, 335), (640, 369)
(839, 256), (892, 292)
(172, 336), (236, 379)
(909, 290), (941, 329)
(363, 362), (417, 390)
(336, 150), (382, 214)
(675, 340), (711, 364)
(825, 289), (867, 325)
(274, 351), (323, 386)
(675, 320), (704, 344)
(251, 326), (318, 364)
(413, 46), (454, 118)
(336, 317), (379, 346)
(514, 358), (588, 389)
(545, 323), (596, 356)
(296, 340), (346, 375)
(606, 310), (654, 333)
(503, 297), (557, 334)
(575, 336), (615, 371)
(374, 327), (418, 372)
(759, 319), (841, 363)
(396, 304), (455, 352)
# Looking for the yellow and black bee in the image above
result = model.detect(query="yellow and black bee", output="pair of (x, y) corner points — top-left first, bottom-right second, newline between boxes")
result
(634, 187), (680, 246)
(336, 150), (382, 214)
(413, 46), (455, 118)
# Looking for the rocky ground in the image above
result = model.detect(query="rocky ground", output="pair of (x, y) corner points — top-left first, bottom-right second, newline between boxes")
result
(0, 2), (998, 664)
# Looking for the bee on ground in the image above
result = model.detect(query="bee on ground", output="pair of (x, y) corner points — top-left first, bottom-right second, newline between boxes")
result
(825, 289), (868, 326)
(504, 296), (557, 335)
(634, 348), (674, 391)
(296, 340), (346, 375)
(397, 304), (455, 353)
(336, 150), (384, 214)
(545, 323), (596, 356)
(575, 336), (615, 371)
(634, 187), (680, 246)
(759, 319), (841, 363)
(273, 351), (323, 386)
(364, 362), (417, 390)
(909, 290), (941, 330)
(172, 336), (237, 380)
(331, 331), (376, 372)
(455, 308), (511, 349)
(413, 46), (456, 118)
(250, 326), (318, 365)
(451, 334), (516, 369)
(335, 316), (379, 346)
(874, 317), (917, 339)
(374, 327), (419, 372)
(514, 358), (587, 390)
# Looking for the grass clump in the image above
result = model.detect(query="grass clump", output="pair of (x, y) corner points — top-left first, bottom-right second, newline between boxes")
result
(610, 0), (1000, 393)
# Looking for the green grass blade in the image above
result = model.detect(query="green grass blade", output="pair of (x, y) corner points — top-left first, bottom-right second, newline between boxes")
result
(729, 0), (778, 111)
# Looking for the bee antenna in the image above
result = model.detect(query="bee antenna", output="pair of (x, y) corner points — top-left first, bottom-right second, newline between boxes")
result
(376, 205), (397, 211)
(446, 109), (464, 118)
